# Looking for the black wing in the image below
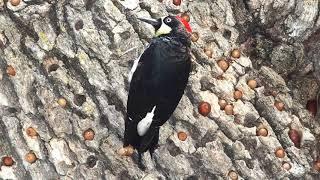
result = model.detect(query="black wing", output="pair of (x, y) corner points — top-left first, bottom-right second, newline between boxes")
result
(127, 38), (191, 126)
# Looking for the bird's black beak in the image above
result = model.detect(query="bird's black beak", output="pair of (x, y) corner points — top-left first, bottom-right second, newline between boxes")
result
(137, 17), (161, 29)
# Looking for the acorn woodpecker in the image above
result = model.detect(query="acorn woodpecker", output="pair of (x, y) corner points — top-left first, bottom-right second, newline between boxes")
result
(124, 15), (192, 168)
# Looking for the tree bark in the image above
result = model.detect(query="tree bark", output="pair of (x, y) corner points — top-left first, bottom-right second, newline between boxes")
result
(0, 0), (320, 179)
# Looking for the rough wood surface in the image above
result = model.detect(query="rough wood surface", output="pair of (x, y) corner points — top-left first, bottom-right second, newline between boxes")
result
(0, 0), (320, 179)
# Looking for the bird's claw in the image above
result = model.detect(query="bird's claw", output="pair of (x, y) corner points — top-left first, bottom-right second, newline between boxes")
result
(138, 153), (146, 171)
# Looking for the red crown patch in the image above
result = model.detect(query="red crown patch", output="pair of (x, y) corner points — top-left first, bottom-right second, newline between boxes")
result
(176, 16), (192, 33)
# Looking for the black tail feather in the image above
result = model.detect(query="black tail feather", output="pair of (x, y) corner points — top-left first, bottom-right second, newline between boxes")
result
(124, 115), (160, 154)
(137, 128), (159, 171)
(139, 127), (160, 153)
(149, 128), (160, 157)
(124, 116), (160, 170)
(138, 153), (146, 170)
(123, 116), (140, 148)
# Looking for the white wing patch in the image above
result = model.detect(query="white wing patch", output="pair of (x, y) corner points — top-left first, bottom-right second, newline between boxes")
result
(137, 106), (156, 136)
(128, 53), (142, 83)
(128, 44), (150, 83)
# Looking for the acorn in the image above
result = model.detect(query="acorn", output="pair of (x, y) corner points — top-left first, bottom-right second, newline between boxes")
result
(228, 170), (238, 180)
(25, 152), (37, 164)
(6, 65), (16, 76)
(198, 102), (211, 116)
(282, 162), (291, 171)
(204, 48), (213, 58)
(172, 0), (181, 6)
(256, 127), (268, 137)
(26, 127), (38, 138)
(178, 131), (187, 141)
(217, 59), (229, 72)
(306, 99), (317, 116)
(224, 104), (234, 115)
(218, 99), (227, 110)
(274, 101), (285, 111)
(231, 49), (241, 58)
(117, 147), (127, 156)
(233, 90), (243, 100)
(125, 145), (134, 156)
(10, 0), (20, 6)
(275, 148), (285, 158)
(2, 156), (14, 166)
(181, 12), (190, 22)
(118, 145), (134, 156)
(83, 128), (95, 141)
(288, 129), (301, 148)
(57, 98), (67, 108)
(247, 79), (257, 89)
(313, 160), (320, 171)
(191, 32), (199, 42)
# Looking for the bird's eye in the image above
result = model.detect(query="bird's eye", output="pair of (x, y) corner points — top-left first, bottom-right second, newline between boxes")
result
(165, 18), (172, 23)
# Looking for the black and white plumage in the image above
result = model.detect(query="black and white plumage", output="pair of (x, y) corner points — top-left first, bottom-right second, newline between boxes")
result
(124, 15), (192, 167)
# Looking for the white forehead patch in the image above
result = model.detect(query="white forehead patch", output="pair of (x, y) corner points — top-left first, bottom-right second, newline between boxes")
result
(155, 17), (172, 37)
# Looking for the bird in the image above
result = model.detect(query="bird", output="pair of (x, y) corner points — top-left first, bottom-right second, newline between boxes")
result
(124, 15), (192, 169)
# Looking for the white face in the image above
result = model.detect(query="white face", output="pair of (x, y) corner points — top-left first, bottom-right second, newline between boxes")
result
(155, 17), (173, 37)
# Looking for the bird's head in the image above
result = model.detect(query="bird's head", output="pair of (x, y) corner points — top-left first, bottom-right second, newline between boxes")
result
(138, 15), (192, 37)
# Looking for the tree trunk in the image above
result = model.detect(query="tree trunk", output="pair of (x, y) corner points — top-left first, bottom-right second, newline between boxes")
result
(0, 0), (320, 179)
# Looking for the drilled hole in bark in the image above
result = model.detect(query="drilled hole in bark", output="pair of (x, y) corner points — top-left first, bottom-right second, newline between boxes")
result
(306, 99), (317, 116)
(210, 25), (218, 31)
(166, 139), (181, 157)
(7, 107), (17, 113)
(75, 20), (84, 30)
(74, 110), (88, 119)
(86, 155), (97, 168)
(288, 129), (301, 148)
(223, 29), (231, 39)
(48, 64), (59, 73)
(185, 175), (199, 180)
(74, 94), (86, 106)
(120, 31), (130, 40)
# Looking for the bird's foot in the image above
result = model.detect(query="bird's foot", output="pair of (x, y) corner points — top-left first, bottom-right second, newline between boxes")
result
(154, 144), (160, 149)
(138, 161), (146, 171)
(138, 153), (146, 171)
(149, 144), (160, 158)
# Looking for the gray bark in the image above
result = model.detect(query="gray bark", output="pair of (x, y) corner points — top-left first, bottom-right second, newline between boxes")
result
(0, 0), (320, 179)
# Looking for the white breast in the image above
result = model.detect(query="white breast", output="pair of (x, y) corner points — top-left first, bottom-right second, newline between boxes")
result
(137, 106), (156, 136)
